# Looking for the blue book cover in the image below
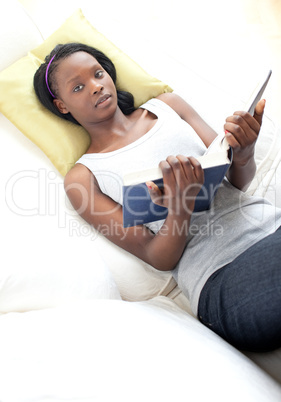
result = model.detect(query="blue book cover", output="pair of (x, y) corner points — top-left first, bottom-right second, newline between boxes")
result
(122, 162), (231, 227)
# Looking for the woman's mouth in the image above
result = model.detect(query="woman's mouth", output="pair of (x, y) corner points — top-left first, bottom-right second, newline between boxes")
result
(95, 94), (111, 107)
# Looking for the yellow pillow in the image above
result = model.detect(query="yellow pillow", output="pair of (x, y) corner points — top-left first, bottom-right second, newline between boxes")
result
(0, 9), (172, 176)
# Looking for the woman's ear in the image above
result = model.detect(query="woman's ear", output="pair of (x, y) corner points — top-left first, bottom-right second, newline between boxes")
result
(53, 98), (69, 115)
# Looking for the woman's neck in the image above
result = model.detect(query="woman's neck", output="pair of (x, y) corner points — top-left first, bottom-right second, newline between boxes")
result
(85, 107), (143, 154)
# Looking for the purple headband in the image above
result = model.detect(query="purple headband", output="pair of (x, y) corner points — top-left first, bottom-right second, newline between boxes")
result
(45, 54), (56, 98)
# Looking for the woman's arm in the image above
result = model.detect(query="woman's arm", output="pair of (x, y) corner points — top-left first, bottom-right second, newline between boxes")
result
(64, 156), (204, 272)
(156, 93), (218, 147)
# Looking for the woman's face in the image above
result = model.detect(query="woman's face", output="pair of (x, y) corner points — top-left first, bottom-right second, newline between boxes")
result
(53, 51), (118, 126)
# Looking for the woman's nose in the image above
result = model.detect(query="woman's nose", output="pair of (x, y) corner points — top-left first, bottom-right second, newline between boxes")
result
(91, 80), (103, 94)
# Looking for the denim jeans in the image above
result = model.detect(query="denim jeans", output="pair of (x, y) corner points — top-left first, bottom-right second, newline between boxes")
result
(198, 226), (281, 352)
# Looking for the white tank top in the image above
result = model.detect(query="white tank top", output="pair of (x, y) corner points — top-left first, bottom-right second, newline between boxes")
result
(76, 99), (281, 315)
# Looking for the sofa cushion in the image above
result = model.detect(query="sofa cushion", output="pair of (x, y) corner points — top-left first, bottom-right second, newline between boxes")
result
(0, 0), (43, 72)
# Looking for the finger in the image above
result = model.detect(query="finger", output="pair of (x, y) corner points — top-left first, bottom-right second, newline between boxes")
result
(224, 120), (249, 147)
(174, 155), (202, 191)
(177, 156), (204, 199)
(223, 128), (241, 148)
(253, 99), (266, 126)
(174, 155), (193, 182)
(224, 114), (258, 146)
(226, 112), (258, 134)
(166, 155), (186, 187)
(178, 155), (204, 183)
(159, 159), (177, 195)
(188, 156), (204, 184)
(146, 181), (163, 206)
(233, 111), (260, 133)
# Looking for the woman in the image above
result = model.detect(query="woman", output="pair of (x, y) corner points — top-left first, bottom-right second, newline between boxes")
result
(34, 43), (281, 352)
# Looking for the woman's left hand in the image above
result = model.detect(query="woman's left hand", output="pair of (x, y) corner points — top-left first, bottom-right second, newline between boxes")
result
(223, 99), (266, 165)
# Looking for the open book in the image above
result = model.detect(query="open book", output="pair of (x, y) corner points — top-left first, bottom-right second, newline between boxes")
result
(122, 70), (272, 227)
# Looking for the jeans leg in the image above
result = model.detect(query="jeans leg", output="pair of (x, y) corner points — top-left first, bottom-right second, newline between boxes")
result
(198, 227), (281, 352)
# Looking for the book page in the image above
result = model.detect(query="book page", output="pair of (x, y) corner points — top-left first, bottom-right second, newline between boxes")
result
(245, 70), (272, 116)
(204, 133), (229, 156)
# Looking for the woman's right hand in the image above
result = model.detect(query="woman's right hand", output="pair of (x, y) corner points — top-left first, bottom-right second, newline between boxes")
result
(146, 155), (204, 216)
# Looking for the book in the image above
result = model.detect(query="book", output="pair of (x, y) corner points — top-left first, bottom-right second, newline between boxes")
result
(244, 69), (272, 116)
(122, 70), (272, 227)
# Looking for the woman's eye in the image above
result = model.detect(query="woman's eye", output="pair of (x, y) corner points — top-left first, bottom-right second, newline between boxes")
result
(73, 84), (84, 93)
(95, 70), (104, 78)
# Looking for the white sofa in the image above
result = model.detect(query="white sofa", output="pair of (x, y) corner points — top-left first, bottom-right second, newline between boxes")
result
(1, 1), (281, 401)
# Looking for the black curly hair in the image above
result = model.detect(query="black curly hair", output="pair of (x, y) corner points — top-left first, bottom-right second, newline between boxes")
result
(33, 42), (136, 125)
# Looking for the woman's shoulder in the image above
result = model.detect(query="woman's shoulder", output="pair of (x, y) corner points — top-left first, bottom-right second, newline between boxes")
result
(64, 162), (94, 187)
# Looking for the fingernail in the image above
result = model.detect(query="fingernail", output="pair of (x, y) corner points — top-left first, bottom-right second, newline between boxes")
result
(146, 183), (152, 190)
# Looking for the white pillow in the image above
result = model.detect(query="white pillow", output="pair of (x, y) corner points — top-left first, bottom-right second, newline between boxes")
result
(0, 238), (121, 313)
(0, 0), (43, 72)
(0, 298), (280, 401)
(94, 234), (177, 302)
